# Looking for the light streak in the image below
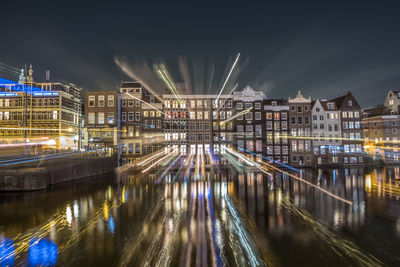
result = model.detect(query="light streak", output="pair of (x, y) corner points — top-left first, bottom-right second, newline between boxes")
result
(215, 53), (240, 104)
(154, 63), (183, 104)
(220, 107), (252, 125)
(125, 92), (169, 117)
(137, 149), (167, 166)
(237, 147), (353, 205)
(0, 127), (74, 132)
(141, 152), (175, 173)
(216, 83), (237, 113)
(113, 57), (164, 103)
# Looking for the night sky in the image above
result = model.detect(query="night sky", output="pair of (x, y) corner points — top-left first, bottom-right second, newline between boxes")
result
(1, 1), (400, 107)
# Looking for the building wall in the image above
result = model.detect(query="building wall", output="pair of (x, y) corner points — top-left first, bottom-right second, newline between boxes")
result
(288, 91), (313, 167)
(311, 100), (342, 165)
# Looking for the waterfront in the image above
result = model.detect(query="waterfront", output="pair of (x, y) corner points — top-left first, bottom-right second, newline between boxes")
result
(0, 166), (399, 266)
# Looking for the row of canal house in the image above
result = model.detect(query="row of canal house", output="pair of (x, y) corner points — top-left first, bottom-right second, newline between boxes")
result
(84, 82), (365, 167)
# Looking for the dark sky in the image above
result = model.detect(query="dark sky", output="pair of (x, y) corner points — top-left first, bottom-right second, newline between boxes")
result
(1, 1), (400, 107)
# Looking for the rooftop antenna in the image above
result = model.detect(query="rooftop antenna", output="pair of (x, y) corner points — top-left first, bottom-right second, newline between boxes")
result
(46, 69), (50, 82)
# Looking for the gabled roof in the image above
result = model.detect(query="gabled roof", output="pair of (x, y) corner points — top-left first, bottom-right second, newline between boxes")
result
(363, 105), (393, 117)
(329, 92), (360, 109)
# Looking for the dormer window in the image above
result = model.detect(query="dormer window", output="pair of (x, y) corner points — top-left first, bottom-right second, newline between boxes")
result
(348, 100), (353, 106)
(328, 103), (334, 109)
(272, 101), (277, 106)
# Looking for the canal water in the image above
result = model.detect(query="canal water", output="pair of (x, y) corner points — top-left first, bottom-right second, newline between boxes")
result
(0, 165), (399, 266)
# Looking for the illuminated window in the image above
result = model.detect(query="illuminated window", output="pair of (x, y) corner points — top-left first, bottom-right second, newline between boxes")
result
(98, 112), (104, 124)
(88, 113), (95, 124)
(108, 95), (114, 107)
(143, 111), (149, 117)
(108, 112), (114, 124)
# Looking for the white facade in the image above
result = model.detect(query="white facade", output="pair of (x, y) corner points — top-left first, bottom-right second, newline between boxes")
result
(311, 100), (342, 146)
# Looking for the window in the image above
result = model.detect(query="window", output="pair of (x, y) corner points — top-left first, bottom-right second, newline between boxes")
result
(256, 140), (262, 152)
(128, 112), (133, 121)
(291, 116), (296, 125)
(204, 111), (209, 119)
(304, 116), (309, 124)
(266, 121), (273, 130)
(266, 112), (273, 120)
(98, 95), (105, 107)
(204, 123), (210, 130)
(274, 146), (281, 154)
(236, 102), (243, 109)
(197, 100), (202, 108)
(245, 112), (252, 120)
(267, 146), (273, 154)
(121, 112), (126, 121)
(291, 140), (297, 151)
(135, 101), (140, 107)
(291, 105), (295, 111)
(122, 100), (127, 107)
(274, 113), (280, 120)
(267, 132), (273, 144)
(274, 121), (280, 130)
(354, 111), (359, 118)
(281, 113), (287, 120)
(297, 105), (302, 112)
(298, 116), (303, 124)
(108, 112), (114, 124)
(255, 102), (261, 109)
(255, 112), (261, 120)
(88, 113), (95, 124)
(52, 111), (58, 120)
(128, 100), (134, 107)
(342, 111), (347, 118)
(98, 112), (104, 124)
(190, 111), (195, 119)
(108, 95), (114, 107)
(255, 125), (262, 137)
(348, 100), (352, 106)
(313, 115), (317, 120)
(245, 103), (252, 109)
(304, 105), (309, 111)
(281, 121), (288, 130)
(88, 96), (95, 107)
(135, 112), (140, 121)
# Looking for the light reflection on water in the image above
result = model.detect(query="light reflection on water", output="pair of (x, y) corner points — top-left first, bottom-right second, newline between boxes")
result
(0, 167), (399, 266)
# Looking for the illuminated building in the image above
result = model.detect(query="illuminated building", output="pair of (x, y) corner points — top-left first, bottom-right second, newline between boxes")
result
(363, 105), (399, 162)
(163, 94), (232, 155)
(263, 99), (289, 164)
(311, 99), (341, 165)
(83, 90), (119, 153)
(330, 92), (363, 164)
(0, 65), (82, 149)
(141, 94), (164, 155)
(233, 86), (265, 162)
(119, 82), (144, 163)
(288, 91), (313, 167)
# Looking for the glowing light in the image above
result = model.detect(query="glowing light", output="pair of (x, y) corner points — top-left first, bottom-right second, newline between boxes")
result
(66, 205), (72, 224)
(220, 107), (253, 125)
(28, 239), (58, 267)
(215, 53), (240, 104)
(0, 238), (15, 267)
